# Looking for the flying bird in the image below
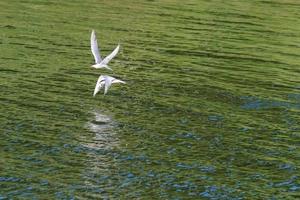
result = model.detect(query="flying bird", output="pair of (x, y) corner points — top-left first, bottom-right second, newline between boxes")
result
(90, 30), (120, 70)
(93, 75), (126, 96)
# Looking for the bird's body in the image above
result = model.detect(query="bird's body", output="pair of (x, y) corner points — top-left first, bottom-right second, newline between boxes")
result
(93, 75), (126, 96)
(90, 30), (120, 70)
(91, 63), (110, 69)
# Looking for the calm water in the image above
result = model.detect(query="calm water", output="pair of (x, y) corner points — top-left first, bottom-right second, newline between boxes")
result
(1, 0), (300, 199)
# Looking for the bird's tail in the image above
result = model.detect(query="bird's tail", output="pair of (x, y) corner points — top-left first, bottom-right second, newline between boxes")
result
(104, 65), (113, 71)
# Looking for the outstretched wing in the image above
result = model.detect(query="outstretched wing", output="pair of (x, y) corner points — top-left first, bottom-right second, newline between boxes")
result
(101, 44), (120, 65)
(113, 78), (126, 84)
(91, 30), (102, 64)
(93, 75), (105, 96)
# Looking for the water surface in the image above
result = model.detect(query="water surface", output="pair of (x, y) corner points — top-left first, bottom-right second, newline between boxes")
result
(1, 0), (300, 199)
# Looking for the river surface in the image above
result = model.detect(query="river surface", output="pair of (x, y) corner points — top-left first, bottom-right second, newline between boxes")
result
(1, 0), (300, 199)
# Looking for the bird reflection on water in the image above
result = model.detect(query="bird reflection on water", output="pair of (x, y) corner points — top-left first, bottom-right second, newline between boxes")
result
(84, 110), (119, 150)
(81, 111), (120, 197)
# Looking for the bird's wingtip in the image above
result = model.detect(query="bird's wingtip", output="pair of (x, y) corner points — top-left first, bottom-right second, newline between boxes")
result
(106, 66), (113, 71)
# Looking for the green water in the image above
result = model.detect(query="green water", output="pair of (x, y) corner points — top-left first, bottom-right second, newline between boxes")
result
(1, 0), (300, 199)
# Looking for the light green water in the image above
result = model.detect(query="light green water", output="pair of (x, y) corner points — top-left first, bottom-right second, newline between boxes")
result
(1, 0), (300, 199)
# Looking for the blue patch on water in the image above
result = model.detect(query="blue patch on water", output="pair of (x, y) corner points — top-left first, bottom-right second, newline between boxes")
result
(68, 144), (110, 155)
(176, 163), (194, 170)
(116, 154), (151, 164)
(200, 166), (216, 173)
(208, 115), (223, 122)
(19, 193), (37, 200)
(121, 155), (134, 161)
(55, 190), (77, 200)
(288, 93), (300, 101)
(55, 191), (65, 199)
(127, 173), (135, 178)
(278, 163), (296, 172)
(274, 176), (298, 187)
(197, 175), (214, 181)
(63, 143), (71, 148)
(99, 175), (110, 181)
(200, 185), (218, 197)
(26, 186), (33, 190)
(173, 181), (197, 192)
(22, 156), (44, 164)
(6, 185), (36, 199)
(147, 171), (155, 177)
(288, 146), (297, 152)
(250, 173), (266, 180)
(175, 163), (216, 173)
(45, 146), (61, 155)
(289, 185), (300, 191)
(40, 179), (49, 186)
(160, 174), (176, 188)
(178, 118), (189, 125)
(119, 173), (138, 188)
(167, 147), (176, 154)
(73, 146), (85, 153)
(240, 96), (300, 110)
(169, 132), (201, 141)
(0, 177), (21, 182)
(239, 127), (252, 132)
(199, 185), (243, 199)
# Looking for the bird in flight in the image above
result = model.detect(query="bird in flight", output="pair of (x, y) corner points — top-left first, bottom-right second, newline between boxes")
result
(93, 75), (126, 96)
(90, 30), (120, 70)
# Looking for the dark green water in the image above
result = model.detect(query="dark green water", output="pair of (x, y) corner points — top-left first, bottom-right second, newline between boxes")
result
(1, 0), (300, 199)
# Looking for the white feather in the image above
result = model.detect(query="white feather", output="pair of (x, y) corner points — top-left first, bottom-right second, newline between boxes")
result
(91, 30), (102, 64)
(101, 44), (120, 66)
(93, 75), (105, 96)
(93, 75), (126, 96)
